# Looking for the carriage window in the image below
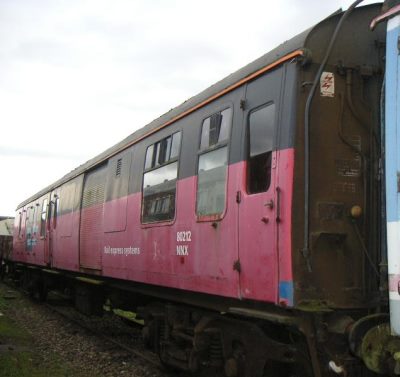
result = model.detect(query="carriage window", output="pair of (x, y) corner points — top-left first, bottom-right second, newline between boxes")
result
(26, 206), (35, 237)
(197, 147), (228, 216)
(196, 108), (232, 217)
(145, 145), (154, 170)
(142, 132), (181, 223)
(200, 108), (232, 149)
(170, 132), (181, 159)
(26, 206), (35, 250)
(18, 212), (22, 238)
(40, 198), (48, 237)
(247, 103), (275, 194)
(142, 163), (178, 222)
(56, 197), (60, 215)
(53, 196), (60, 228)
(145, 132), (181, 171)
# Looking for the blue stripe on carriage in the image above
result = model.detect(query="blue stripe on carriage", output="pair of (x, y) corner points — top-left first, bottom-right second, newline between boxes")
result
(279, 281), (294, 306)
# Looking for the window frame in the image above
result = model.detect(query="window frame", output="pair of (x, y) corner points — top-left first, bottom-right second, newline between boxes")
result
(26, 205), (35, 236)
(198, 106), (232, 154)
(53, 194), (60, 229)
(25, 204), (35, 251)
(40, 198), (48, 239)
(143, 131), (182, 174)
(196, 106), (233, 222)
(17, 211), (23, 239)
(246, 101), (276, 195)
(34, 202), (40, 235)
(141, 131), (182, 226)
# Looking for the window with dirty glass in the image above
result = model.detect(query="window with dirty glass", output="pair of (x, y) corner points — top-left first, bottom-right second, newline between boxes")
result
(196, 108), (232, 217)
(53, 196), (60, 228)
(197, 147), (228, 216)
(247, 103), (275, 194)
(17, 212), (22, 238)
(40, 198), (48, 237)
(200, 108), (232, 149)
(26, 206), (35, 237)
(144, 132), (181, 170)
(142, 132), (181, 223)
(26, 205), (35, 250)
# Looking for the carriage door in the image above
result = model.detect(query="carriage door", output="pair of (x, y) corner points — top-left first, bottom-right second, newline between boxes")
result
(48, 190), (60, 266)
(238, 69), (283, 302)
(79, 164), (107, 271)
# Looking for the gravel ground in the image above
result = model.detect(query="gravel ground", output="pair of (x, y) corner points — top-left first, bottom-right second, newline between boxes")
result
(0, 282), (179, 377)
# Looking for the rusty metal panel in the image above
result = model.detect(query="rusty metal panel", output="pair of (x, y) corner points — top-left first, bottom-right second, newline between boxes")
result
(292, 5), (386, 309)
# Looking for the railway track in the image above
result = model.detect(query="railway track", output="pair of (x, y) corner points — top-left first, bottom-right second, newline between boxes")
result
(2, 280), (171, 375)
(2, 279), (225, 377)
(42, 298), (222, 377)
(43, 299), (164, 371)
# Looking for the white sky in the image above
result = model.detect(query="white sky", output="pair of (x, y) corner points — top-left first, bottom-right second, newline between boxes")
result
(0, 0), (380, 216)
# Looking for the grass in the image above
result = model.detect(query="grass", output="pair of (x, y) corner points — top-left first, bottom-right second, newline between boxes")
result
(0, 284), (92, 377)
(0, 351), (76, 377)
(0, 315), (31, 344)
(0, 314), (78, 377)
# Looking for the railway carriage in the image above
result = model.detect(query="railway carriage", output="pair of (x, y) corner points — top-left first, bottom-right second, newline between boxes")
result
(8, 3), (400, 376)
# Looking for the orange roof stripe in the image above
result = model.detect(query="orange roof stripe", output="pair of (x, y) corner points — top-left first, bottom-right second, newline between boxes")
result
(101, 49), (304, 163)
(19, 48), (305, 207)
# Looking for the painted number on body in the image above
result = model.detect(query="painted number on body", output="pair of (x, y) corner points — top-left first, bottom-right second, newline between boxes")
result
(176, 230), (191, 256)
(177, 231), (192, 242)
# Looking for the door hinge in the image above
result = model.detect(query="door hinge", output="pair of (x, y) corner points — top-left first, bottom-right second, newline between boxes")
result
(236, 191), (242, 203)
(240, 99), (246, 110)
(233, 259), (241, 273)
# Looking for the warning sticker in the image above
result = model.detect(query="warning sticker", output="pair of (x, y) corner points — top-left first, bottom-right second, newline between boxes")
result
(320, 72), (334, 97)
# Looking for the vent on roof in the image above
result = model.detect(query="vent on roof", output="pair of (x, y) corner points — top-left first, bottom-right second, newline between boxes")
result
(116, 158), (122, 177)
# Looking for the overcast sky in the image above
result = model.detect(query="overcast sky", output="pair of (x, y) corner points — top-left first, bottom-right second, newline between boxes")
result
(0, 0), (380, 216)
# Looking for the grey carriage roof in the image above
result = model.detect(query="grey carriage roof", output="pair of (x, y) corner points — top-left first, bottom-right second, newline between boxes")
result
(17, 7), (349, 209)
